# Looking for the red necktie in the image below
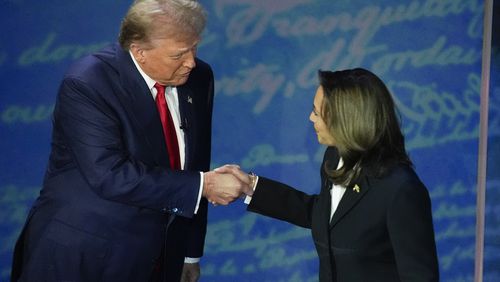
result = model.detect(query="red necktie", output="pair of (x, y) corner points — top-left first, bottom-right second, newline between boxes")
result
(154, 83), (181, 169)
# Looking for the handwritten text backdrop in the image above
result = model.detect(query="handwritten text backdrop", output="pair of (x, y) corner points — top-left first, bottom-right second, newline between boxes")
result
(1, 0), (499, 281)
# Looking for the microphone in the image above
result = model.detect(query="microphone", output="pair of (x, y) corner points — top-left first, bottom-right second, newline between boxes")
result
(180, 118), (189, 131)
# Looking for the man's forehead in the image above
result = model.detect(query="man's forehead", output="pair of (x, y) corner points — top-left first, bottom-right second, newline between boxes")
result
(152, 36), (199, 49)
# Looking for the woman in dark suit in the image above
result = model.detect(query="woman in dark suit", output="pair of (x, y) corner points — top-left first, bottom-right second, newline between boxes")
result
(219, 68), (439, 281)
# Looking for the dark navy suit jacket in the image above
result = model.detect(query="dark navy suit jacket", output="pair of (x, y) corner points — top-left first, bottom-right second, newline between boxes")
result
(248, 147), (439, 281)
(11, 43), (214, 281)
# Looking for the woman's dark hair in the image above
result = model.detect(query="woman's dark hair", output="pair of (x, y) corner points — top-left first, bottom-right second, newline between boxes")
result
(319, 68), (412, 186)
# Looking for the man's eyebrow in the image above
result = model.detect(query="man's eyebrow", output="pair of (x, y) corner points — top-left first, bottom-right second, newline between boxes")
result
(169, 49), (188, 56)
(169, 44), (198, 56)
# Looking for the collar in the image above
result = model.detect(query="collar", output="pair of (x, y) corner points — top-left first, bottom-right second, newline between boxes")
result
(129, 50), (156, 91)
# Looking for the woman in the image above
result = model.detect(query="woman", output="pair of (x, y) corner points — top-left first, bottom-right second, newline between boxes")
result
(219, 68), (439, 281)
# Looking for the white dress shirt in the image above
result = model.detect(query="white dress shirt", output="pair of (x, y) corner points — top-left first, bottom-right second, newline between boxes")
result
(330, 158), (346, 220)
(129, 52), (203, 263)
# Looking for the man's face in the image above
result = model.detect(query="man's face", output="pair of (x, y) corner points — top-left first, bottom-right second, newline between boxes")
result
(131, 36), (199, 86)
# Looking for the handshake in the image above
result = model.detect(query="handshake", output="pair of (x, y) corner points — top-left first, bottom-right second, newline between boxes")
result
(202, 165), (255, 206)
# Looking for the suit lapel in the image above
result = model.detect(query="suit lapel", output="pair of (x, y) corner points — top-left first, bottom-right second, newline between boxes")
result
(322, 177), (334, 231)
(329, 174), (371, 228)
(108, 44), (169, 166)
(177, 85), (194, 169)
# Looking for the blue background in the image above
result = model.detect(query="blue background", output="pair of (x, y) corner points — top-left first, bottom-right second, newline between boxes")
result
(1, 0), (499, 281)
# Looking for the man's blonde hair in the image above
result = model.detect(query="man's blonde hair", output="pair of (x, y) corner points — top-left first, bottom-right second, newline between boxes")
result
(118, 0), (206, 50)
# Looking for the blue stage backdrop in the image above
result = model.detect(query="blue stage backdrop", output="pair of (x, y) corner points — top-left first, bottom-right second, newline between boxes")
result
(485, 0), (500, 280)
(1, 0), (499, 281)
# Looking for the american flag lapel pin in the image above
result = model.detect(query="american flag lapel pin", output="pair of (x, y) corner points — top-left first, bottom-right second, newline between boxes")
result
(353, 184), (360, 193)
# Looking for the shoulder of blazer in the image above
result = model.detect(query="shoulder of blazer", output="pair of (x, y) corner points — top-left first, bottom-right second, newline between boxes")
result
(63, 44), (127, 84)
(365, 163), (426, 197)
(380, 163), (421, 184)
(193, 58), (212, 74)
(186, 58), (214, 87)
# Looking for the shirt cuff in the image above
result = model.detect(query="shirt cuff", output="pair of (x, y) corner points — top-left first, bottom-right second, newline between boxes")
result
(243, 176), (259, 205)
(194, 172), (204, 214)
(184, 257), (200, 263)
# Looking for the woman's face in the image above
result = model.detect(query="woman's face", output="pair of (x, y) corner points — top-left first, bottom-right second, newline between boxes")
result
(309, 86), (336, 146)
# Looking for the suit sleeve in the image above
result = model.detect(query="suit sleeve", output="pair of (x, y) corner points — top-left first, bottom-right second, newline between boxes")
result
(54, 77), (200, 217)
(386, 178), (440, 281)
(247, 177), (317, 229)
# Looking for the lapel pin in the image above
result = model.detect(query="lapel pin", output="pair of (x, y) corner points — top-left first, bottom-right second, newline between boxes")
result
(353, 184), (360, 193)
(187, 96), (193, 104)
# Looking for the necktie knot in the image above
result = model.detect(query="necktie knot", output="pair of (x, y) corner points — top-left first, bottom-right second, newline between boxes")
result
(154, 83), (166, 99)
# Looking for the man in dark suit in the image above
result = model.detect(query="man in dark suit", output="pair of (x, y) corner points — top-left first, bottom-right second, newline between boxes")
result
(10, 1), (249, 281)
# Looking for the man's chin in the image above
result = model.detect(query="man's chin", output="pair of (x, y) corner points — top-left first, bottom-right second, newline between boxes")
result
(172, 76), (190, 86)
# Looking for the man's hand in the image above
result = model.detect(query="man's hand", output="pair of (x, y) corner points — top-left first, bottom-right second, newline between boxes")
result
(181, 262), (200, 282)
(214, 164), (254, 197)
(202, 168), (250, 205)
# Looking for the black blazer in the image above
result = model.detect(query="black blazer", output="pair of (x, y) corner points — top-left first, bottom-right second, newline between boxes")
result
(11, 43), (214, 281)
(248, 147), (439, 281)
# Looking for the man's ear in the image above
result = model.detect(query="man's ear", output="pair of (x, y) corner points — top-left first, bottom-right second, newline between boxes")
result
(130, 43), (145, 63)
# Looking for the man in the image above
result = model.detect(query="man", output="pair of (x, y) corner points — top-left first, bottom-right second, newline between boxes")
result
(11, 1), (249, 281)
